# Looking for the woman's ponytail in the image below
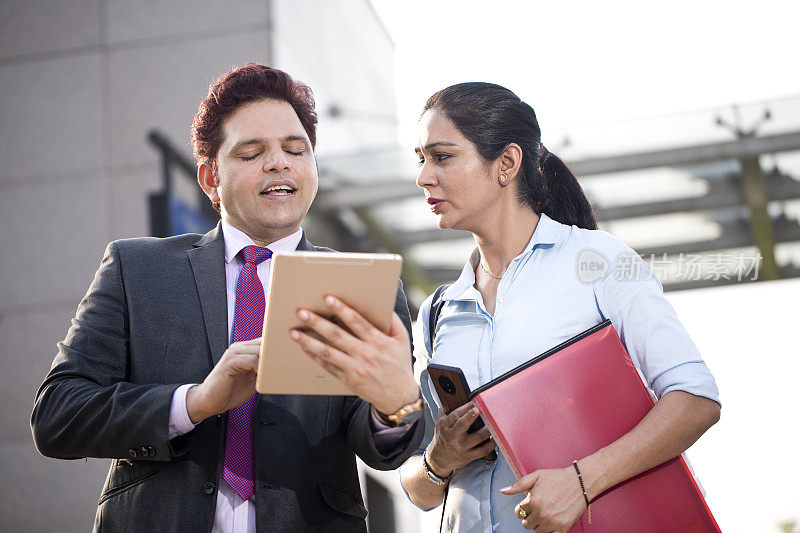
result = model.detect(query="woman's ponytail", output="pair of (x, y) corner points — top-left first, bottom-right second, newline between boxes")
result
(536, 148), (597, 230)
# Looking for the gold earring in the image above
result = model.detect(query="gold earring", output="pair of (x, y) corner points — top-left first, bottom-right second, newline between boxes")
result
(499, 172), (508, 185)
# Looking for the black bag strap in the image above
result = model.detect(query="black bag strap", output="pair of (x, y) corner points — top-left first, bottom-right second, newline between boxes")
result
(428, 284), (451, 354)
(427, 283), (451, 533)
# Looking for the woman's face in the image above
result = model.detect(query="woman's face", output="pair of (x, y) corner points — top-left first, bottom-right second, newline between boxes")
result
(415, 109), (500, 232)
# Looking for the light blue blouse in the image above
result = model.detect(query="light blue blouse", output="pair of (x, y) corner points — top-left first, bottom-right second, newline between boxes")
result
(411, 212), (719, 532)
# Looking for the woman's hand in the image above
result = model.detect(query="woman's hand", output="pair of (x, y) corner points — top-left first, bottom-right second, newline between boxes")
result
(289, 295), (420, 415)
(501, 466), (587, 532)
(426, 402), (496, 477)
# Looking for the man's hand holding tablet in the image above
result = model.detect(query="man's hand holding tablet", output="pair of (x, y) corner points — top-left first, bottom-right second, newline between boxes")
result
(253, 250), (422, 426)
(290, 295), (421, 419)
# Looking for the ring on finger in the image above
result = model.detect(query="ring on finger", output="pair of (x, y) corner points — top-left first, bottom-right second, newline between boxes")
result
(518, 508), (528, 519)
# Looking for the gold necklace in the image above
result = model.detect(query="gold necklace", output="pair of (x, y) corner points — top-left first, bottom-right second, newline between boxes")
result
(479, 259), (504, 280)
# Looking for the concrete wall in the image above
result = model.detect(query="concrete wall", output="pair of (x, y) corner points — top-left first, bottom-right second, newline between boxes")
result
(0, 1), (397, 530)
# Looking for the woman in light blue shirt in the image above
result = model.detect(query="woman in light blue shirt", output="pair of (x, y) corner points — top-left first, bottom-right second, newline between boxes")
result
(396, 83), (721, 532)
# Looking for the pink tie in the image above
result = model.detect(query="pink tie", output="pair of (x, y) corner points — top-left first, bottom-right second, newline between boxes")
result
(223, 245), (272, 501)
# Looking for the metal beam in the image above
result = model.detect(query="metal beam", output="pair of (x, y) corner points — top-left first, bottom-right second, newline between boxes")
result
(626, 215), (799, 257)
(595, 172), (800, 221)
(315, 131), (800, 210)
(572, 131), (800, 176)
(147, 130), (219, 223)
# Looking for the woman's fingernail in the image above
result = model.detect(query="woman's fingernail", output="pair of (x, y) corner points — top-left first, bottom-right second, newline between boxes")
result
(298, 309), (309, 321)
(289, 329), (300, 340)
(500, 486), (512, 492)
(325, 295), (336, 306)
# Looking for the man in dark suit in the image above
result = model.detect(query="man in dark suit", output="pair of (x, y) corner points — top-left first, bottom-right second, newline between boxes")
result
(31, 64), (424, 532)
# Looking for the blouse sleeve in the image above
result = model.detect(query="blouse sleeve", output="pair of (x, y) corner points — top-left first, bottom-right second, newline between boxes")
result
(592, 232), (720, 405)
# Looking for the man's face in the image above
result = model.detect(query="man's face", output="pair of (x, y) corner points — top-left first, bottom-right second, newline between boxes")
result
(206, 98), (318, 245)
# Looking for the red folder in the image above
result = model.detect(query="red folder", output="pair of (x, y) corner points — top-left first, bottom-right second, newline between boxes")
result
(470, 320), (721, 533)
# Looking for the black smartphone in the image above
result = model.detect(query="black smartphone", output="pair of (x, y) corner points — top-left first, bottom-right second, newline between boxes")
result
(427, 363), (497, 461)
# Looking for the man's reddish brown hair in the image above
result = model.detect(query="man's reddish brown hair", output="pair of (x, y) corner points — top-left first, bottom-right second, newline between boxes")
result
(191, 62), (318, 174)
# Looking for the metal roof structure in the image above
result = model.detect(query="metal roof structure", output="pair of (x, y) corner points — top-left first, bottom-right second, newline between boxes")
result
(148, 96), (800, 314)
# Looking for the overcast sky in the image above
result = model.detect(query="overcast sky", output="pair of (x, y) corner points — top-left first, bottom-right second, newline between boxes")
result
(371, 0), (800, 147)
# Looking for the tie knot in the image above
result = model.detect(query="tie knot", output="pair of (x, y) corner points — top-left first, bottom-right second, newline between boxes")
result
(240, 245), (272, 265)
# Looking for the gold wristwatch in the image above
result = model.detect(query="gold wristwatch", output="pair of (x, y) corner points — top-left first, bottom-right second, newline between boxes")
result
(376, 393), (423, 427)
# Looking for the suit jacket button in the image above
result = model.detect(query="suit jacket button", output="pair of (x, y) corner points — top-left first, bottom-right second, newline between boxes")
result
(203, 482), (216, 494)
(147, 446), (156, 456)
(128, 448), (139, 458)
(140, 446), (150, 456)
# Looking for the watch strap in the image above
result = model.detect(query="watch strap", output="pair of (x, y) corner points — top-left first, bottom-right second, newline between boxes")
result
(423, 450), (450, 485)
(375, 390), (423, 427)
(388, 397), (423, 425)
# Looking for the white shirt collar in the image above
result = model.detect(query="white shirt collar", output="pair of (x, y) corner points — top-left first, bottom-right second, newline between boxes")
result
(220, 220), (304, 264)
(444, 212), (565, 301)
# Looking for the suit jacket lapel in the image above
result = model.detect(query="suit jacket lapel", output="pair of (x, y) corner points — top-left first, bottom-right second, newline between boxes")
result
(187, 222), (229, 365)
(295, 232), (314, 252)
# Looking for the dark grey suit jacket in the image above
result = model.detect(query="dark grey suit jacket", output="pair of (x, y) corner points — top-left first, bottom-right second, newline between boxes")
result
(31, 223), (424, 532)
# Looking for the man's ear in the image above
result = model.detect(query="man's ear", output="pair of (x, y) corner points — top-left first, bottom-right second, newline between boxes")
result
(198, 162), (220, 204)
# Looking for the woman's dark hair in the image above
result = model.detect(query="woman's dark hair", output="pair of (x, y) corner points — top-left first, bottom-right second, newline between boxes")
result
(423, 82), (597, 230)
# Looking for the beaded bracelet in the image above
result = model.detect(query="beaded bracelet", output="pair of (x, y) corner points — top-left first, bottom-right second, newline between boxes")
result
(572, 460), (592, 524)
